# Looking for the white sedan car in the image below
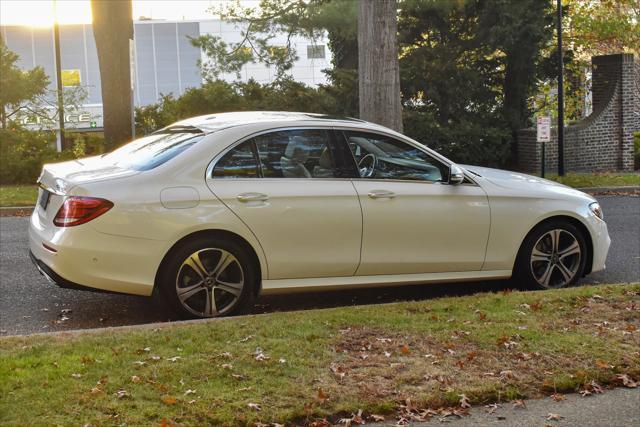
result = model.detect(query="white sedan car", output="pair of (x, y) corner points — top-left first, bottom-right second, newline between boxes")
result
(30, 112), (610, 318)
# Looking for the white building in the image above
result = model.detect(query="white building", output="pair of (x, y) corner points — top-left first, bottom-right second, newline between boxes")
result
(1, 19), (332, 130)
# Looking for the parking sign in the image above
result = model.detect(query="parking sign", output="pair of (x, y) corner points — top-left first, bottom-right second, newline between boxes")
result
(537, 116), (551, 142)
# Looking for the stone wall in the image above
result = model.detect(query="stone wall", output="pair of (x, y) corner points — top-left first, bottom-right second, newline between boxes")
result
(517, 53), (639, 173)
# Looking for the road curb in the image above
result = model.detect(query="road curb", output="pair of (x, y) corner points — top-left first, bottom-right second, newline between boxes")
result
(578, 185), (640, 193)
(0, 206), (33, 217)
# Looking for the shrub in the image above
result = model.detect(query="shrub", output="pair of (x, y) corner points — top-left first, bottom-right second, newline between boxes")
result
(634, 131), (640, 170)
(0, 126), (105, 184)
(403, 110), (512, 168)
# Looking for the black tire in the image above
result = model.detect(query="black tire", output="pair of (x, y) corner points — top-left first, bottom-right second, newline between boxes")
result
(157, 236), (257, 319)
(514, 220), (588, 290)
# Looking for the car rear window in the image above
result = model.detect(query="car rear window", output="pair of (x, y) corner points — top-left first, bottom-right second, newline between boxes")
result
(103, 131), (205, 171)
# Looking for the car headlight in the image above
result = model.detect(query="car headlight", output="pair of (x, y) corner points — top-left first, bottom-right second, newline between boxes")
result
(589, 202), (603, 220)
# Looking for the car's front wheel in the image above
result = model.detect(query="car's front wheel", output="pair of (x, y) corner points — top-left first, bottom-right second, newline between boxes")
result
(159, 236), (256, 319)
(515, 220), (588, 290)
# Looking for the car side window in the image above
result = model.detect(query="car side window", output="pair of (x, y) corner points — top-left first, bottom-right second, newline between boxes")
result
(252, 129), (345, 178)
(344, 131), (449, 182)
(212, 141), (259, 178)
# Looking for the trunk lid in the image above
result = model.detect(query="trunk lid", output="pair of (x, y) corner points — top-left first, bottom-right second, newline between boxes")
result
(38, 156), (139, 195)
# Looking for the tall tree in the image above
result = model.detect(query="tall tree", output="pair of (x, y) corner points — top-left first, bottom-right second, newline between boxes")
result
(358, 0), (403, 132)
(90, 0), (133, 149)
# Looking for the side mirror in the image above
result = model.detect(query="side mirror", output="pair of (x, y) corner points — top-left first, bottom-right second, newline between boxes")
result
(449, 164), (465, 185)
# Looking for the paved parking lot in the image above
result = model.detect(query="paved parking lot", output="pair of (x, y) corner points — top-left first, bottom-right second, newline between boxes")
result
(1, 195), (638, 336)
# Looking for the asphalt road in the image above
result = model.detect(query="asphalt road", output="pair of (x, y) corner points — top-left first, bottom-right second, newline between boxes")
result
(1, 195), (638, 336)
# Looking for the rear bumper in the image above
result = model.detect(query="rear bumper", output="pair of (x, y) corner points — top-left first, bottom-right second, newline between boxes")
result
(29, 250), (121, 294)
(29, 209), (165, 296)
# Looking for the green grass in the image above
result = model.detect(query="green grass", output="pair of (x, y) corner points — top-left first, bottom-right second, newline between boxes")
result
(545, 172), (640, 188)
(0, 185), (38, 207)
(1, 284), (638, 426)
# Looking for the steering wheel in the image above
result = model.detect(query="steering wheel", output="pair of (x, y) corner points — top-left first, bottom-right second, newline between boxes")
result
(357, 153), (377, 178)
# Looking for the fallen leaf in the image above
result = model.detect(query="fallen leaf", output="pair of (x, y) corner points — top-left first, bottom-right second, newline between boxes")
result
(547, 413), (564, 421)
(221, 363), (233, 370)
(247, 402), (261, 411)
(551, 393), (566, 402)
(90, 387), (103, 395)
(370, 414), (385, 421)
(512, 399), (526, 409)
(167, 356), (181, 363)
(162, 396), (178, 405)
(400, 344), (410, 354)
(315, 388), (329, 404)
(459, 394), (471, 409)
(114, 389), (129, 399)
(184, 389), (196, 396)
(131, 375), (141, 383)
(71, 373), (82, 379)
(615, 374), (638, 388)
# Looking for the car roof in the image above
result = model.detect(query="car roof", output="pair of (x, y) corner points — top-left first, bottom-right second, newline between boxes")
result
(164, 111), (370, 134)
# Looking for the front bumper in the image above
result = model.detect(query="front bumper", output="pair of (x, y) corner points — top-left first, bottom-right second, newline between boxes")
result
(588, 215), (610, 274)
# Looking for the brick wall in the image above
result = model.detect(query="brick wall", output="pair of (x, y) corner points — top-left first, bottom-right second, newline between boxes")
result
(517, 53), (639, 173)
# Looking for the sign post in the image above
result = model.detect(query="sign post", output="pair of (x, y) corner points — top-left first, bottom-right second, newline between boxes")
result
(537, 116), (551, 178)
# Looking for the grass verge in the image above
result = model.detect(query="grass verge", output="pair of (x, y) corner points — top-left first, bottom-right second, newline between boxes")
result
(545, 172), (640, 188)
(1, 284), (639, 426)
(0, 185), (38, 207)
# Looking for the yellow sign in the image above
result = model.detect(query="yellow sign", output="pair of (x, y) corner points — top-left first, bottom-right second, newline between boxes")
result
(61, 69), (81, 87)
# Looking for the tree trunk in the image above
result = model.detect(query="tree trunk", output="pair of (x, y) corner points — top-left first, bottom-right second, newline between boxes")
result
(91, 0), (133, 150)
(357, 0), (402, 132)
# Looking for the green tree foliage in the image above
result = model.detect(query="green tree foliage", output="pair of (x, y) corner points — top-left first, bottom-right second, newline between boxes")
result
(134, 78), (346, 135)
(399, 0), (554, 165)
(0, 37), (49, 129)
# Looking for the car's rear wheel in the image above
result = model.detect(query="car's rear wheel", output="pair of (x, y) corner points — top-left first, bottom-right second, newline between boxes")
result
(159, 237), (256, 319)
(515, 220), (587, 290)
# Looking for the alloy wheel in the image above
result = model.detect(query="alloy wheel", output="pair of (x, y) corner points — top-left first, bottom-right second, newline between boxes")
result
(530, 229), (582, 288)
(175, 248), (244, 317)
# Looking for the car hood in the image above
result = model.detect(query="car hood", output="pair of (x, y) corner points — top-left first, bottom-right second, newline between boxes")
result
(460, 164), (594, 201)
(39, 156), (139, 194)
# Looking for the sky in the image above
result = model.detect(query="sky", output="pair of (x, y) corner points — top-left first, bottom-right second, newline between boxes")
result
(0, 0), (261, 27)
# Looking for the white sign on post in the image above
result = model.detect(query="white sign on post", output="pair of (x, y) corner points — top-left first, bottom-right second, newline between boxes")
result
(537, 116), (551, 142)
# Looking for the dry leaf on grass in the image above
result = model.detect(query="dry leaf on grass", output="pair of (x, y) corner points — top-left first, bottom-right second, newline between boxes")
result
(315, 388), (329, 404)
(459, 394), (471, 409)
(247, 402), (261, 411)
(615, 374), (638, 388)
(162, 396), (178, 405)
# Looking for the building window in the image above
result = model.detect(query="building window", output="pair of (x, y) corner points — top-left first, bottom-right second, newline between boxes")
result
(307, 45), (325, 59)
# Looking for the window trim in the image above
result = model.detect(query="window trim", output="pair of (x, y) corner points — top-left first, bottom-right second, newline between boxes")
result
(206, 126), (358, 180)
(333, 127), (478, 186)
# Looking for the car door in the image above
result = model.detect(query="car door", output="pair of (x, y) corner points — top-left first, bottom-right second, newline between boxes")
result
(339, 130), (490, 276)
(206, 128), (362, 280)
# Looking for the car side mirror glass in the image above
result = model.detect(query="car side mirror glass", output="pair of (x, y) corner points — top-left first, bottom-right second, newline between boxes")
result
(449, 164), (464, 185)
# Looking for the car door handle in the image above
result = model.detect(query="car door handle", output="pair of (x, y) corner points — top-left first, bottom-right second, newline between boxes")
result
(237, 192), (269, 202)
(368, 190), (396, 199)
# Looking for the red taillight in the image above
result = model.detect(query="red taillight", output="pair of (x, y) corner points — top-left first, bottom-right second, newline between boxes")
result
(53, 197), (114, 227)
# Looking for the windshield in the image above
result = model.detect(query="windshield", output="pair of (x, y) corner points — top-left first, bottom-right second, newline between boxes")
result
(102, 131), (205, 171)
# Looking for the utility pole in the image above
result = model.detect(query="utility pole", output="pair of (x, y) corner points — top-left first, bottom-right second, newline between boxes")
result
(556, 0), (565, 176)
(53, 0), (65, 152)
